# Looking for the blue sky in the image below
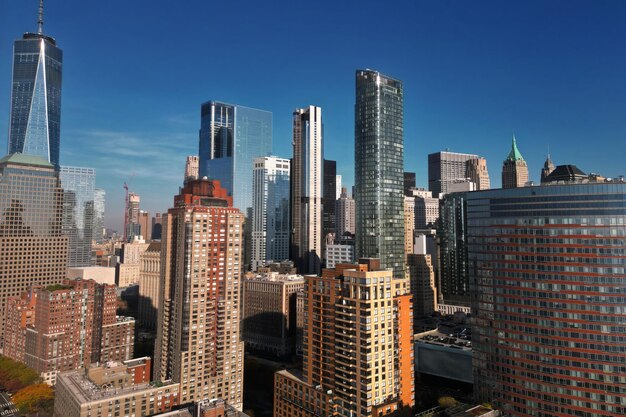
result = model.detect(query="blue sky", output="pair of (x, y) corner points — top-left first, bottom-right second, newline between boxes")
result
(2, 0), (626, 230)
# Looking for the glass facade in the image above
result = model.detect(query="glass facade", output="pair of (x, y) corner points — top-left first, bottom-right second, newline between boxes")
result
(60, 166), (96, 267)
(354, 69), (405, 278)
(198, 101), (272, 214)
(93, 188), (105, 243)
(323, 159), (337, 239)
(468, 183), (626, 416)
(8, 33), (62, 168)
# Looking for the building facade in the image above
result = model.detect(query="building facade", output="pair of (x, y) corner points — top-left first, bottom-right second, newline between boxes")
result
(428, 151), (478, 196)
(323, 159), (337, 240)
(355, 69), (405, 278)
(154, 179), (244, 408)
(185, 155), (199, 182)
(0, 154), (67, 342)
(251, 156), (290, 271)
(407, 254), (437, 318)
(93, 188), (105, 243)
(501, 136), (528, 189)
(335, 187), (355, 238)
(60, 166), (95, 267)
(291, 105), (323, 275)
(469, 182), (626, 416)
(325, 242), (355, 268)
(465, 157), (490, 190)
(411, 188), (440, 228)
(138, 241), (161, 330)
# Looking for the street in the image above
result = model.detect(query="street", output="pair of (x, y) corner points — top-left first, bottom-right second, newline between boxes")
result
(0, 392), (18, 417)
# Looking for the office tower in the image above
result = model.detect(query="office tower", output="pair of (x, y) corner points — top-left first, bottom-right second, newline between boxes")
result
(428, 151), (479, 196)
(335, 174), (342, 199)
(501, 136), (528, 188)
(540, 154), (556, 183)
(54, 361), (180, 417)
(274, 260), (415, 417)
(124, 192), (141, 241)
(469, 182), (626, 416)
(404, 196), (415, 255)
(251, 156), (290, 271)
(60, 166), (95, 267)
(465, 157), (490, 190)
(93, 188), (105, 243)
(325, 234), (355, 268)
(355, 69), (405, 278)
(198, 101), (272, 213)
(323, 159), (337, 240)
(116, 239), (149, 287)
(151, 213), (162, 240)
(291, 105), (323, 275)
(154, 179), (244, 407)
(407, 254), (437, 317)
(8, 2), (63, 168)
(138, 241), (161, 330)
(138, 210), (151, 240)
(185, 155), (199, 182)
(411, 188), (439, 228)
(4, 278), (134, 385)
(335, 187), (355, 238)
(404, 171), (416, 195)
(0, 154), (67, 342)
(242, 272), (304, 356)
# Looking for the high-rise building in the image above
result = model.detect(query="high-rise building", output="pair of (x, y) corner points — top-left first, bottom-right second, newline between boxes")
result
(251, 156), (290, 271)
(325, 240), (355, 269)
(116, 239), (149, 287)
(428, 151), (479, 196)
(355, 69), (405, 278)
(125, 192), (141, 241)
(4, 278), (134, 385)
(154, 179), (244, 408)
(411, 188), (440, 228)
(335, 174), (342, 199)
(0, 154), (67, 342)
(404, 171), (416, 195)
(151, 213), (162, 240)
(242, 272), (304, 357)
(138, 210), (151, 240)
(198, 101), (272, 213)
(469, 182), (626, 416)
(540, 153), (556, 183)
(185, 155), (199, 182)
(323, 159), (337, 240)
(501, 136), (528, 188)
(465, 157), (490, 190)
(274, 260), (415, 417)
(138, 241), (161, 330)
(404, 196), (415, 255)
(407, 254), (437, 318)
(335, 187), (355, 238)
(8, 3), (63, 168)
(60, 166), (95, 267)
(291, 106), (323, 275)
(93, 188), (105, 243)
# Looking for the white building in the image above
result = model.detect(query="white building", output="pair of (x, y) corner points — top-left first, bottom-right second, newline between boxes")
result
(325, 243), (355, 268)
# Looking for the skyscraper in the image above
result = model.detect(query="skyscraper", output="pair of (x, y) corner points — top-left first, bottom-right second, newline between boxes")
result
(185, 155), (199, 182)
(0, 153), (67, 341)
(125, 192), (141, 241)
(323, 159), (337, 240)
(469, 182), (626, 416)
(540, 153), (555, 183)
(428, 151), (479, 196)
(291, 106), (323, 275)
(60, 166), (95, 267)
(355, 69), (405, 278)
(8, 2), (63, 168)
(251, 156), (291, 271)
(154, 179), (244, 408)
(198, 101), (272, 213)
(501, 136), (529, 188)
(465, 157), (490, 190)
(335, 187), (355, 238)
(404, 171), (416, 195)
(93, 188), (105, 243)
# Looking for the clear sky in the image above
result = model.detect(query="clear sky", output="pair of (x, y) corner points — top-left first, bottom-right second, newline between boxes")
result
(2, 0), (626, 231)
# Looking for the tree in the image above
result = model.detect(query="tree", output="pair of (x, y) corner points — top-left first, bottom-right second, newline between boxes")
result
(0, 355), (41, 393)
(438, 396), (458, 409)
(13, 383), (54, 415)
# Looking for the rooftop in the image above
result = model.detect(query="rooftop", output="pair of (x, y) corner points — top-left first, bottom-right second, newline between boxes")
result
(0, 153), (53, 168)
(504, 136), (525, 162)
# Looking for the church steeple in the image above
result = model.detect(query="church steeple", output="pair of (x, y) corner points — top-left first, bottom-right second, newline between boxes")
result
(541, 151), (556, 183)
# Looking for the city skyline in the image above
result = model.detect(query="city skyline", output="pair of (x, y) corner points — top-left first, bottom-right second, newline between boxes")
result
(2, 1), (626, 232)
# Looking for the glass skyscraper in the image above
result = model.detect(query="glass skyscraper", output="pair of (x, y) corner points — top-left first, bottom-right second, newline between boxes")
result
(354, 69), (405, 278)
(60, 166), (96, 267)
(8, 30), (63, 168)
(198, 101), (272, 214)
(468, 182), (626, 416)
(93, 188), (105, 243)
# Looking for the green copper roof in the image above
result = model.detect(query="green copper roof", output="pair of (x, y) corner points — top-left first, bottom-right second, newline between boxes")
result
(505, 136), (525, 162)
(0, 153), (53, 168)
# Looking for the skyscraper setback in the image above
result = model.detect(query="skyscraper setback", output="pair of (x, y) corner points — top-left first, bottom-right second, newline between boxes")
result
(354, 69), (405, 278)
(291, 106), (323, 275)
(8, 2), (62, 168)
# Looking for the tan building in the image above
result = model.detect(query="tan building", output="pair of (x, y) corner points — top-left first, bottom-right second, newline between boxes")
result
(501, 136), (529, 189)
(404, 196), (415, 255)
(54, 362), (179, 417)
(138, 241), (161, 330)
(138, 210), (152, 240)
(116, 239), (150, 287)
(407, 254), (438, 317)
(67, 266), (116, 285)
(185, 155), (199, 182)
(4, 279), (134, 385)
(243, 272), (304, 356)
(465, 157), (490, 190)
(335, 187), (355, 238)
(274, 260), (415, 417)
(0, 154), (68, 342)
(154, 179), (244, 408)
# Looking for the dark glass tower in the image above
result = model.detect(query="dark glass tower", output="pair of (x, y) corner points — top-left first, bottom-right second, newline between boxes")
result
(354, 69), (405, 278)
(8, 5), (62, 168)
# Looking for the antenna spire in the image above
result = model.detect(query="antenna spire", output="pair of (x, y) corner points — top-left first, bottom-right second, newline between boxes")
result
(37, 0), (44, 34)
